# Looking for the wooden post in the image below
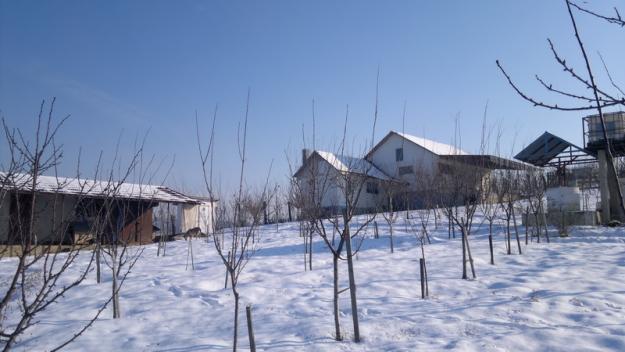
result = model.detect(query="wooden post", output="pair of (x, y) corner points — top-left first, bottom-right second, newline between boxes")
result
(423, 258), (429, 297)
(246, 305), (256, 352)
(374, 221), (379, 239)
(461, 225), (467, 280)
(525, 207), (529, 245)
(419, 258), (426, 299)
(308, 228), (313, 271)
(303, 226), (308, 272)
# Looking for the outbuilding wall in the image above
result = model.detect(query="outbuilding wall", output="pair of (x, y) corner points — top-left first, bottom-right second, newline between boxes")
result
(0, 196), (9, 243)
(367, 133), (439, 189)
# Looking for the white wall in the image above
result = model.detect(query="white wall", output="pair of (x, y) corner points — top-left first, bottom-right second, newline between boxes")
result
(368, 133), (439, 190)
(181, 202), (215, 234)
(296, 155), (384, 212)
(296, 155), (343, 209)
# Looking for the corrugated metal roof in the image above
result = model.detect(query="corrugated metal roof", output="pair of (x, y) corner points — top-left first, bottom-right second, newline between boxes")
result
(0, 172), (199, 204)
(440, 154), (531, 170)
(514, 132), (596, 167)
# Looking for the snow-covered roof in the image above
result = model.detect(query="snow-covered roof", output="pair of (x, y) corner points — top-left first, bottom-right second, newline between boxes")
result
(314, 151), (392, 180)
(0, 172), (199, 204)
(393, 131), (468, 155)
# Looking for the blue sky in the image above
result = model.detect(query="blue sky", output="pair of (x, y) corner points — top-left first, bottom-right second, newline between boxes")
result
(1, 0), (623, 196)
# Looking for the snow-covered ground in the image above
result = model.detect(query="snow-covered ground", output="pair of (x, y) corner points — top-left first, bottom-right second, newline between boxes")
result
(3, 211), (625, 351)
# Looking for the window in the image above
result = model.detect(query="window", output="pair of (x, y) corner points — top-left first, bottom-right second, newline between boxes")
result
(395, 148), (404, 162)
(398, 166), (413, 175)
(366, 181), (379, 194)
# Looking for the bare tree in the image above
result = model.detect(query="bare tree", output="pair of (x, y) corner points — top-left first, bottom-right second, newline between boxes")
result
(288, 148), (346, 339)
(497, 0), (625, 221)
(494, 171), (512, 255)
(0, 100), (120, 350)
(480, 172), (498, 265)
(196, 92), (271, 351)
(522, 168), (551, 243)
(272, 184), (284, 231)
(444, 163), (481, 280)
(379, 179), (404, 253)
(289, 96), (380, 342)
(98, 153), (155, 319)
(321, 103), (383, 343)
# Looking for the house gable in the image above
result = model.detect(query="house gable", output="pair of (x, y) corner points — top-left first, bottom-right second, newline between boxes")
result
(366, 132), (440, 181)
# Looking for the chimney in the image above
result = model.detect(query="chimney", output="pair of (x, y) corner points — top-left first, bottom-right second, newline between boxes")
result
(302, 149), (312, 166)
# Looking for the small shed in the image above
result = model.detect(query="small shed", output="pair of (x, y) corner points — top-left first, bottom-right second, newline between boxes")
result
(181, 197), (216, 235)
(0, 172), (199, 245)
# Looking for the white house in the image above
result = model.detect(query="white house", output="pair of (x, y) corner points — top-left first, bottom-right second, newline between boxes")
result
(292, 150), (394, 213)
(366, 130), (467, 188)
(293, 130), (527, 214)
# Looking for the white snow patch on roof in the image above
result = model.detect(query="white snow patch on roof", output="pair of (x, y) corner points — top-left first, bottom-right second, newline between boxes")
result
(394, 131), (468, 155)
(0, 172), (198, 204)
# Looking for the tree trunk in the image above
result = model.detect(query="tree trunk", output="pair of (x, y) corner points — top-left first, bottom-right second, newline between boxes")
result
(308, 229), (313, 271)
(419, 241), (429, 297)
(506, 219), (512, 255)
(534, 210), (541, 243)
(287, 202), (292, 222)
(186, 238), (195, 270)
(303, 232), (308, 272)
(225, 252), (231, 289)
(333, 254), (342, 341)
(389, 224), (394, 253)
(540, 203), (550, 243)
(461, 225), (467, 280)
(464, 229), (476, 279)
(488, 222), (494, 265)
(451, 219), (456, 239)
(95, 243), (101, 283)
(233, 289), (239, 352)
(112, 253), (120, 319)
(511, 205), (522, 255)
(343, 226), (360, 342)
